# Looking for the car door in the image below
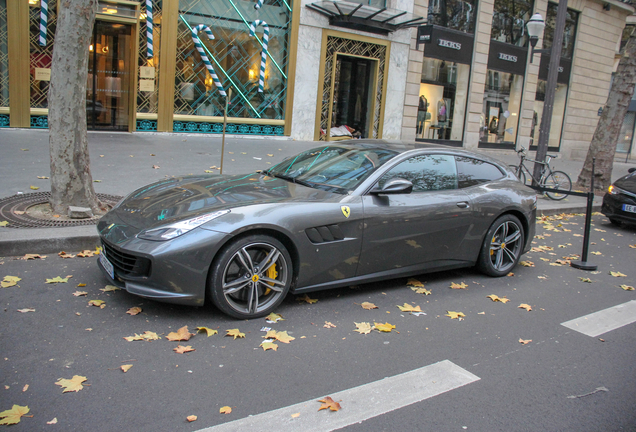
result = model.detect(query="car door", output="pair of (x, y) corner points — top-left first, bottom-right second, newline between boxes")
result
(357, 153), (474, 276)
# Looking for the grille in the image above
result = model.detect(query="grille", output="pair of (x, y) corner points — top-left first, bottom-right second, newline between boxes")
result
(102, 241), (151, 277)
(305, 225), (345, 244)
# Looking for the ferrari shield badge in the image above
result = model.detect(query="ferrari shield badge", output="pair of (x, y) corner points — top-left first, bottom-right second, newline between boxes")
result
(341, 206), (351, 218)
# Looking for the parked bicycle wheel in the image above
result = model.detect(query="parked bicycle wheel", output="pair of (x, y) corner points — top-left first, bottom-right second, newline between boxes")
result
(544, 170), (572, 200)
(509, 165), (526, 184)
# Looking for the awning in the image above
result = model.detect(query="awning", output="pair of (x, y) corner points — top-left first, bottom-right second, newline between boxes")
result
(306, 1), (425, 35)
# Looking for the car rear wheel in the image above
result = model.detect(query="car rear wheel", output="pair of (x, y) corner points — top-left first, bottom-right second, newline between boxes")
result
(477, 214), (524, 277)
(209, 235), (292, 319)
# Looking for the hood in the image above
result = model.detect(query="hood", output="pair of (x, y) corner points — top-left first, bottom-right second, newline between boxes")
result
(109, 173), (339, 229)
(614, 170), (636, 193)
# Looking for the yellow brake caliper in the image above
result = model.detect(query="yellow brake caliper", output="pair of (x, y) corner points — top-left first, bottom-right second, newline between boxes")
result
(264, 263), (277, 295)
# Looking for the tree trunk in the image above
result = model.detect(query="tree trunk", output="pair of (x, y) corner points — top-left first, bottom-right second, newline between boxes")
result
(576, 32), (636, 192)
(48, 0), (103, 214)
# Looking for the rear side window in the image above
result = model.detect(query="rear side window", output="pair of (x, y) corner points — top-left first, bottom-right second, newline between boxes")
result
(456, 156), (504, 188)
(379, 154), (458, 192)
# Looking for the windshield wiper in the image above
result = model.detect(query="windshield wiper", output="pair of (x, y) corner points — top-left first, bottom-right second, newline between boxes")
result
(263, 171), (314, 188)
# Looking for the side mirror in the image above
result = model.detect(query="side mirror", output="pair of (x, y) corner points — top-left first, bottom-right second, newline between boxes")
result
(628, 167), (636, 173)
(370, 178), (413, 195)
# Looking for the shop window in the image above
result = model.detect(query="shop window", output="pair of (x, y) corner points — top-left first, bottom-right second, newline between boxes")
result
(417, 58), (470, 142)
(532, 80), (568, 149)
(480, 70), (523, 146)
(0, 0), (7, 108)
(427, 0), (477, 34)
(175, 0), (291, 120)
(542, 3), (578, 59)
(491, 0), (534, 47)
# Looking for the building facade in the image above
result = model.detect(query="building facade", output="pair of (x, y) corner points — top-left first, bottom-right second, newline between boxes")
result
(0, 0), (634, 159)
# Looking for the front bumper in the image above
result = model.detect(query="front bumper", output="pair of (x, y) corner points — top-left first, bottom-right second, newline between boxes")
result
(601, 192), (636, 224)
(97, 225), (232, 306)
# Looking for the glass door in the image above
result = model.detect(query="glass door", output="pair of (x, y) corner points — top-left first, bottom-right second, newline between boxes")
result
(87, 21), (133, 131)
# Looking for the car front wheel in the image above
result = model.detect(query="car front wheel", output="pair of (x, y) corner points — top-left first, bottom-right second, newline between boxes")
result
(477, 214), (525, 277)
(209, 235), (292, 319)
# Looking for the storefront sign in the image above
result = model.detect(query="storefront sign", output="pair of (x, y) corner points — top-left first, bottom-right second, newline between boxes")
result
(139, 79), (155, 92)
(538, 54), (572, 85)
(35, 68), (51, 81)
(139, 66), (155, 79)
(487, 41), (527, 75)
(418, 25), (474, 64)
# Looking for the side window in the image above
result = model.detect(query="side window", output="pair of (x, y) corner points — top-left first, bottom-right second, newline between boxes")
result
(456, 156), (504, 188)
(378, 154), (458, 192)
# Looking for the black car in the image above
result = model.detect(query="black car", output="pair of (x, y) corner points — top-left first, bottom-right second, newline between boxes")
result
(602, 167), (636, 226)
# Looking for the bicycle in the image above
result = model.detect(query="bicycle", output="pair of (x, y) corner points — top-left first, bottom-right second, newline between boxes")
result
(509, 146), (572, 200)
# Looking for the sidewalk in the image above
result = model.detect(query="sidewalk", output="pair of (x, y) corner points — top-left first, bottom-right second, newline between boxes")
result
(1, 128), (633, 256)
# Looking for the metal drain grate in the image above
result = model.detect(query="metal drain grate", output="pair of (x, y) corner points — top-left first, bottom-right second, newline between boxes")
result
(0, 192), (122, 228)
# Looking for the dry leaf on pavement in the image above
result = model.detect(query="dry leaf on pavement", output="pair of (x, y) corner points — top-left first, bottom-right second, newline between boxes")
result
(445, 311), (465, 320)
(324, 321), (336, 328)
(397, 303), (422, 312)
(519, 339), (532, 345)
(88, 299), (105, 308)
(2, 276), (21, 288)
(55, 375), (87, 393)
(450, 282), (468, 289)
(220, 406), (232, 414)
(46, 276), (68, 284)
(73, 291), (87, 297)
(173, 345), (195, 354)
(354, 322), (372, 334)
(187, 415), (197, 422)
(126, 307), (142, 316)
(317, 396), (341, 412)
(487, 295), (510, 303)
(17, 308), (35, 313)
(197, 326), (218, 336)
(406, 278), (425, 288)
(620, 285), (635, 291)
(0, 405), (31, 425)
(260, 341), (278, 351)
(166, 326), (195, 341)
(374, 322), (395, 332)
(296, 294), (318, 304)
(360, 301), (377, 310)
(120, 365), (133, 373)
(518, 304), (532, 311)
(225, 329), (245, 340)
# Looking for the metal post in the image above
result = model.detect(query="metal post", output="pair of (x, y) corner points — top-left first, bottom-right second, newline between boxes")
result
(220, 88), (232, 175)
(571, 157), (598, 271)
(532, 0), (568, 185)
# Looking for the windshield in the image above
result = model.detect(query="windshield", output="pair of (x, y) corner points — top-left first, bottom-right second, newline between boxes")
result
(265, 146), (398, 193)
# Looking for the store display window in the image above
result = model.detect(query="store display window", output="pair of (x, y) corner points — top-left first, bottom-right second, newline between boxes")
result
(480, 70), (524, 146)
(531, 80), (568, 149)
(427, 0), (478, 34)
(491, 0), (533, 46)
(417, 58), (470, 143)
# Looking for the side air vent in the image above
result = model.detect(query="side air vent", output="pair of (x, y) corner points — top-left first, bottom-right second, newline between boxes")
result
(305, 224), (345, 244)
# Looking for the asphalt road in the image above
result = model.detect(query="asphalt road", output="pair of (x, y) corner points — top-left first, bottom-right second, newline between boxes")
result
(1, 214), (635, 431)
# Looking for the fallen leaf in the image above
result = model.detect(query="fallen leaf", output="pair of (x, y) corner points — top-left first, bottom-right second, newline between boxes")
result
(55, 375), (87, 393)
(173, 345), (195, 354)
(397, 303), (422, 312)
(291, 413), (300, 418)
(152, 165), (160, 169)
(88, 299), (105, 308)
(360, 302), (378, 310)
(19, 254), (46, 260)
(120, 364), (133, 373)
(226, 329), (245, 340)
(260, 341), (278, 351)
(265, 330), (294, 343)
(197, 326), (218, 336)
(487, 295), (510, 303)
(187, 415), (197, 422)
(123, 331), (159, 341)
(166, 326), (195, 341)
(22, 385), (28, 392)
(17, 308), (35, 313)
(354, 322), (372, 334)
(621, 285), (635, 291)
(1, 276), (22, 288)
(73, 291), (88, 297)
(30, 186), (39, 190)
(445, 311), (465, 320)
(47, 418), (57, 425)
(518, 304), (532, 311)
(126, 307), (142, 316)
(46, 276), (69, 284)
(519, 338), (532, 345)
(324, 321), (336, 328)
(0, 221), (8, 227)
(507, 272), (515, 277)
(591, 251), (602, 255)
(58, 251), (75, 259)
(0, 405), (30, 425)
(317, 396), (341, 412)
(450, 282), (468, 289)
(610, 271), (627, 277)
(76, 250), (95, 258)
(578, 277), (592, 283)
(100, 285), (121, 292)
(77, 283), (86, 287)
(519, 261), (535, 267)
(220, 406), (232, 414)
(412, 287), (432, 295)
(374, 322), (396, 332)
(265, 312), (284, 322)
(297, 294), (318, 304)
(37, 176), (49, 179)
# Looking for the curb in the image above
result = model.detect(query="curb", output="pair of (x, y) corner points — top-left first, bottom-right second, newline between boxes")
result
(0, 203), (602, 258)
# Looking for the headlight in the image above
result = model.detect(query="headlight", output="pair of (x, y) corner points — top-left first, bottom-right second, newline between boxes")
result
(608, 185), (621, 195)
(137, 210), (230, 241)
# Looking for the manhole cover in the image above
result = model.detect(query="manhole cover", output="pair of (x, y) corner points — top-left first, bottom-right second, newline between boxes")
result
(0, 192), (122, 228)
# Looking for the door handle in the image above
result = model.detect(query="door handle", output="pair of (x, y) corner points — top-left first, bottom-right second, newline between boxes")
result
(456, 202), (469, 209)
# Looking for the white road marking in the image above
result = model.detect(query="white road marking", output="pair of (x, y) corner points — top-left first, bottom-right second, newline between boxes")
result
(561, 300), (636, 337)
(195, 360), (479, 432)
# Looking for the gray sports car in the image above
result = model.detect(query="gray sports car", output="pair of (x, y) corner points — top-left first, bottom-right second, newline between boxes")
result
(97, 142), (537, 319)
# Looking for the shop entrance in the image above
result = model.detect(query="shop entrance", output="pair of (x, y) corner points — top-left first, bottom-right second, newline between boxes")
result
(330, 55), (377, 139)
(86, 21), (133, 131)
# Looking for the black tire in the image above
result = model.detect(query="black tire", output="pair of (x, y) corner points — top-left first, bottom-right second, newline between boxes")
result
(544, 170), (572, 200)
(209, 235), (292, 319)
(477, 214), (525, 277)
(509, 165), (526, 184)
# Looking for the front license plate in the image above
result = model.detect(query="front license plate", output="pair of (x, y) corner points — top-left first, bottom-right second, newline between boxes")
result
(623, 204), (636, 214)
(99, 252), (115, 280)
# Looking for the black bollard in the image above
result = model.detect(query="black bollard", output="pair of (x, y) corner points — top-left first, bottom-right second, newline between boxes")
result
(571, 157), (598, 271)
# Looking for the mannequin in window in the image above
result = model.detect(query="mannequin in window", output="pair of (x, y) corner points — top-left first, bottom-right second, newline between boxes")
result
(437, 99), (447, 123)
(488, 116), (499, 134)
(416, 95), (428, 135)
